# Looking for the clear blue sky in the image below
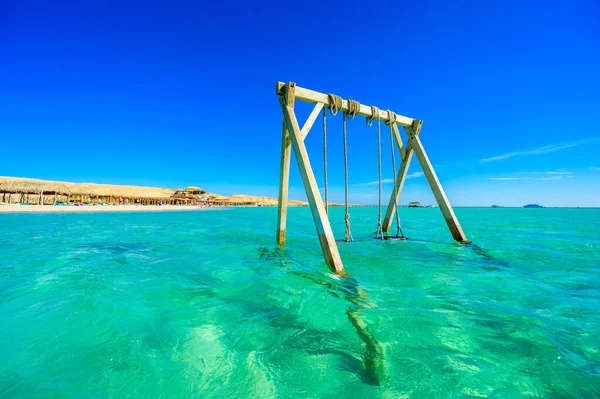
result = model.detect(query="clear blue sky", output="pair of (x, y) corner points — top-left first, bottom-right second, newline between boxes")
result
(2, 0), (599, 206)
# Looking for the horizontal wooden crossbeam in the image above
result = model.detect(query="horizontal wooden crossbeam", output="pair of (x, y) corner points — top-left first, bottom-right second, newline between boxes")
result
(276, 82), (414, 127)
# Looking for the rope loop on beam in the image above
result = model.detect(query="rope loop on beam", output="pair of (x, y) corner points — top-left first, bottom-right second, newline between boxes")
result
(385, 110), (397, 126)
(346, 99), (360, 120)
(327, 94), (343, 116)
(366, 106), (379, 126)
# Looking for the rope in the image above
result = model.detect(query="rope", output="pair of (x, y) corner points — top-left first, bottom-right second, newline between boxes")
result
(367, 106), (383, 239)
(343, 111), (353, 242)
(387, 110), (405, 239)
(323, 107), (328, 215)
(346, 99), (360, 120)
(385, 110), (397, 126)
(328, 94), (343, 116)
(343, 99), (359, 241)
(366, 105), (378, 126)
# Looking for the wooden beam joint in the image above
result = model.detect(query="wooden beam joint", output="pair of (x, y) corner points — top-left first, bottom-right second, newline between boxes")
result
(409, 119), (423, 140)
(280, 82), (296, 107)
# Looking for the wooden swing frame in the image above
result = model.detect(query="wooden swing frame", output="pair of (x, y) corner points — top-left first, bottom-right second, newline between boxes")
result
(276, 82), (468, 274)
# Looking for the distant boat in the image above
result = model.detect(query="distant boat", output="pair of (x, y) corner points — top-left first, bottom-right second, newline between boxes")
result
(524, 204), (544, 208)
(491, 204), (504, 208)
(408, 201), (420, 208)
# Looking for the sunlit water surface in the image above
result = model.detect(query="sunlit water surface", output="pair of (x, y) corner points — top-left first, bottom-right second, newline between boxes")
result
(1, 207), (599, 398)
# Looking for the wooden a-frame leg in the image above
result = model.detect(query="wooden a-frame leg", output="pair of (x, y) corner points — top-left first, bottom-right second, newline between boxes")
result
(276, 102), (325, 247)
(382, 145), (414, 232)
(383, 124), (414, 232)
(276, 120), (291, 247)
(408, 120), (468, 243)
(280, 101), (344, 273)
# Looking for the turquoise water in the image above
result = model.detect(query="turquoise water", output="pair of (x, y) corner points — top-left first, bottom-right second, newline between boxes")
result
(1, 207), (599, 398)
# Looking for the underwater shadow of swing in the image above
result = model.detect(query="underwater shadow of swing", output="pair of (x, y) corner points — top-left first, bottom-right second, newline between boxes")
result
(258, 246), (389, 387)
(377, 235), (408, 241)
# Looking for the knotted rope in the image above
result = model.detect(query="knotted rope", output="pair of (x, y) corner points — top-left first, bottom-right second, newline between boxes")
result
(366, 105), (379, 127)
(343, 111), (353, 242)
(323, 107), (328, 215)
(328, 94), (343, 116)
(387, 110), (405, 239)
(385, 110), (397, 126)
(346, 99), (361, 120)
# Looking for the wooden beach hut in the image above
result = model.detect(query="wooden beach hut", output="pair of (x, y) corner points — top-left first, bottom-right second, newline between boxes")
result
(170, 186), (207, 205)
(184, 186), (206, 195)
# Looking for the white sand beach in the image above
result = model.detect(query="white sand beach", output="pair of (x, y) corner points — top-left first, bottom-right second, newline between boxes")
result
(0, 204), (216, 214)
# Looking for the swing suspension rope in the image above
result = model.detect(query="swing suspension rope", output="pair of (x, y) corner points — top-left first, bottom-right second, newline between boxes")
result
(367, 106), (382, 239)
(385, 111), (405, 239)
(322, 107), (328, 214)
(324, 94), (343, 215)
(321, 95), (405, 241)
(342, 99), (360, 242)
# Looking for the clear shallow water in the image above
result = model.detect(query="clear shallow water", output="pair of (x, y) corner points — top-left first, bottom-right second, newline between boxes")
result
(0, 207), (599, 398)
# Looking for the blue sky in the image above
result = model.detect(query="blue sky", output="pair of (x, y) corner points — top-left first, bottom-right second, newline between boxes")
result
(1, 0), (599, 206)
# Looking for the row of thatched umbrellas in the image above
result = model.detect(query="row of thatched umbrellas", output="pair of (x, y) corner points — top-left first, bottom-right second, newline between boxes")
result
(0, 179), (290, 207)
(0, 179), (193, 205)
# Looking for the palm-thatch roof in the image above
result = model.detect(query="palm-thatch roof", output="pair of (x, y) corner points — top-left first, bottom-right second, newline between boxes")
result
(171, 192), (198, 200)
(64, 182), (174, 198)
(1, 176), (310, 206)
(184, 186), (206, 193)
(0, 177), (71, 194)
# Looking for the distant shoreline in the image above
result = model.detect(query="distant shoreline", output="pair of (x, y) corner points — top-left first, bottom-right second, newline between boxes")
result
(1, 204), (597, 214)
(0, 204), (217, 214)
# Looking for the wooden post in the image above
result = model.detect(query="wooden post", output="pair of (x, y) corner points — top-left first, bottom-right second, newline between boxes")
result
(279, 82), (344, 273)
(390, 123), (407, 161)
(408, 120), (468, 243)
(382, 123), (415, 232)
(300, 103), (324, 140)
(39, 191), (44, 205)
(276, 120), (291, 247)
(382, 144), (415, 232)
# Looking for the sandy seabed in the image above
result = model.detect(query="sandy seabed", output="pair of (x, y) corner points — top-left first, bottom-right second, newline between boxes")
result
(0, 204), (216, 214)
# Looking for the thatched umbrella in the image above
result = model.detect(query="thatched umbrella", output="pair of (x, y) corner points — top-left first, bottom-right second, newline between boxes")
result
(65, 182), (176, 205)
(0, 177), (71, 204)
